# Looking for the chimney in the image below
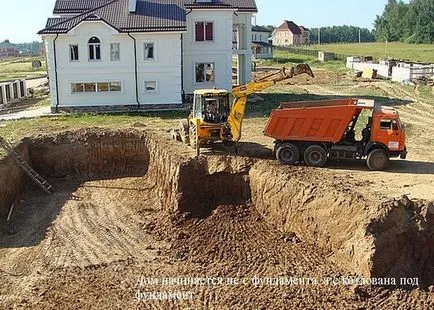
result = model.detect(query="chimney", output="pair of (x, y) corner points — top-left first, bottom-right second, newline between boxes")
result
(129, 0), (137, 13)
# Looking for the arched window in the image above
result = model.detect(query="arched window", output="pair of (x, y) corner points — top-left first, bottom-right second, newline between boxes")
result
(88, 36), (101, 60)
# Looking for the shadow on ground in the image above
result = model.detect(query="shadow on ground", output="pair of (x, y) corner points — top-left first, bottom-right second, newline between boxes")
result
(200, 142), (273, 160)
(326, 159), (434, 175)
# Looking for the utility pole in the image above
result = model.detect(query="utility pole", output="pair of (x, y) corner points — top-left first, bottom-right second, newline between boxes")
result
(318, 28), (321, 45)
(359, 29), (361, 43)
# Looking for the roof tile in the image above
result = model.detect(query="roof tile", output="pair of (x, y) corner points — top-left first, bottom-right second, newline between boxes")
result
(40, 0), (257, 34)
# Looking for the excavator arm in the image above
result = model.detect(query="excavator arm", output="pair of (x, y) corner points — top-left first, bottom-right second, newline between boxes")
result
(226, 64), (314, 142)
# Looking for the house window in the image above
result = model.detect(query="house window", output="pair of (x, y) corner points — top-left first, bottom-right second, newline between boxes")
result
(110, 43), (120, 61)
(97, 82), (109, 92)
(144, 43), (154, 60)
(109, 82), (122, 92)
(70, 45), (79, 61)
(195, 63), (215, 83)
(71, 82), (122, 93)
(88, 37), (101, 61)
(84, 83), (96, 92)
(145, 81), (157, 92)
(195, 22), (213, 42)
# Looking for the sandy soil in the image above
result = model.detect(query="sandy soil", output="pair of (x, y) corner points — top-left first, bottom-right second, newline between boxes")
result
(1, 69), (433, 309)
(1, 177), (433, 309)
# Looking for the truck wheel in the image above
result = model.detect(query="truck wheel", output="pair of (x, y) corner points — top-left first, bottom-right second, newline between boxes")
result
(304, 145), (327, 167)
(367, 149), (389, 171)
(276, 143), (299, 165)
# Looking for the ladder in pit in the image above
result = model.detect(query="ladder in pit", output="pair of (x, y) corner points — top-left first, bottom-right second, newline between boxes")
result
(0, 137), (53, 194)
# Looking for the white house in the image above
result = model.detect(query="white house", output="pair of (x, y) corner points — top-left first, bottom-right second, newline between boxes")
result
(38, 0), (257, 112)
(251, 25), (272, 59)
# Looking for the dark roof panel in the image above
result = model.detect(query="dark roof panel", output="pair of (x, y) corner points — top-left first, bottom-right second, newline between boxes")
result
(40, 0), (187, 34)
(0, 40), (17, 48)
(41, 0), (257, 34)
(183, 0), (256, 12)
(276, 20), (302, 35)
(252, 25), (270, 32)
(53, 0), (113, 14)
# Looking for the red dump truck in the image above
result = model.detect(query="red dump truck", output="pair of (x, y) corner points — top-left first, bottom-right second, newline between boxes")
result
(264, 98), (407, 171)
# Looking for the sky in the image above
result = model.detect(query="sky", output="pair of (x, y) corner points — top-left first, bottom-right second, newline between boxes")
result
(0, 0), (397, 43)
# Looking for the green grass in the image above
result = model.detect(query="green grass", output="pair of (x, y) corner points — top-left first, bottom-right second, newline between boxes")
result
(0, 56), (47, 82)
(0, 111), (188, 142)
(306, 42), (434, 63)
(256, 50), (349, 75)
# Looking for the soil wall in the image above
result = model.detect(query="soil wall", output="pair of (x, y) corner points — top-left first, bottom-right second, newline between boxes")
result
(23, 129), (253, 216)
(249, 161), (434, 284)
(0, 143), (29, 226)
(26, 129), (150, 179)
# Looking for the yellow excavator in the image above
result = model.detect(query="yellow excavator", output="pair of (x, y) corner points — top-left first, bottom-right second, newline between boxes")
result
(174, 64), (314, 154)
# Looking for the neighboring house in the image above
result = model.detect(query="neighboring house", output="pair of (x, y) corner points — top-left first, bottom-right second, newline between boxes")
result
(0, 40), (19, 57)
(38, 0), (257, 112)
(272, 20), (309, 46)
(251, 25), (272, 59)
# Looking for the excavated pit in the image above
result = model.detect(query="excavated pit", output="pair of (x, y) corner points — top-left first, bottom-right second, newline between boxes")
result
(0, 128), (433, 286)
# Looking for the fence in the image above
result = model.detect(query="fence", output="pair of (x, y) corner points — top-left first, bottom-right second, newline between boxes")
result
(0, 80), (26, 106)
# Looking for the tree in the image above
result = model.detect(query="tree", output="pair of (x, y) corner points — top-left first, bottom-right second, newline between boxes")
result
(308, 26), (375, 44)
(374, 0), (434, 43)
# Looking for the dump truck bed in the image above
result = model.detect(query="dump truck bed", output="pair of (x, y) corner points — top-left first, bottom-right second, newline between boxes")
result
(264, 98), (374, 143)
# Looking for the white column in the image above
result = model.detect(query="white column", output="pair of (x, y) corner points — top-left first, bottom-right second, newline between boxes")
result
(0, 85), (6, 105)
(16, 80), (21, 99)
(10, 82), (15, 100)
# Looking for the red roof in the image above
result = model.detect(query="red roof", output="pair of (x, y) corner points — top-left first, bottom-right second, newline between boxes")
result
(276, 20), (302, 35)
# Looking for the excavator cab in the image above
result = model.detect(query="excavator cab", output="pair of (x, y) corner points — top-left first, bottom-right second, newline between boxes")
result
(174, 64), (314, 155)
(192, 89), (230, 124)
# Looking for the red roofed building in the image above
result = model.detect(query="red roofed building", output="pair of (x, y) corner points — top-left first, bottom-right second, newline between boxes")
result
(0, 40), (19, 57)
(272, 21), (309, 46)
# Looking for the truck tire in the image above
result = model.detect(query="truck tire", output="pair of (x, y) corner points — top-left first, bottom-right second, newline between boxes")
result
(366, 149), (389, 171)
(304, 145), (327, 167)
(276, 143), (299, 165)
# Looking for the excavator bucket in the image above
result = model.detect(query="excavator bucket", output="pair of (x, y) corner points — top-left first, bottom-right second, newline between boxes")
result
(253, 64), (314, 84)
(292, 63), (315, 78)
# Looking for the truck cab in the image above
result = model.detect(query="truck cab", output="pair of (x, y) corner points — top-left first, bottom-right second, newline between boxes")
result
(369, 106), (406, 158)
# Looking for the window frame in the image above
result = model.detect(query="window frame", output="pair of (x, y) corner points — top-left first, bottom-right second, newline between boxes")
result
(144, 80), (158, 93)
(69, 44), (79, 62)
(110, 43), (120, 61)
(194, 21), (214, 42)
(88, 37), (101, 61)
(143, 42), (156, 61)
(71, 81), (122, 94)
(194, 62), (215, 84)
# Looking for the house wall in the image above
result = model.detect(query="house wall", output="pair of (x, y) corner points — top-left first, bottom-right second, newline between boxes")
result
(44, 21), (182, 110)
(0, 48), (18, 57)
(273, 30), (308, 46)
(273, 30), (295, 46)
(183, 9), (235, 94)
(252, 31), (269, 43)
(233, 12), (253, 84)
